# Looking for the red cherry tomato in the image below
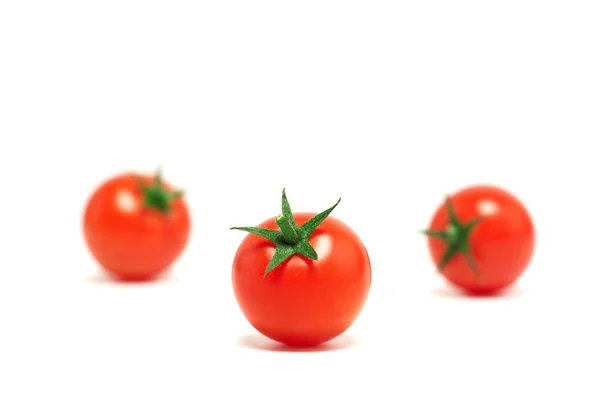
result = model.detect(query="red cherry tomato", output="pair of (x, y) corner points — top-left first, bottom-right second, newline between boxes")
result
(231, 190), (371, 347)
(424, 185), (535, 295)
(83, 169), (190, 281)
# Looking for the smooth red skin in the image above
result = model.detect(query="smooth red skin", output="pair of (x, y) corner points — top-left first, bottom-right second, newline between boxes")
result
(427, 185), (535, 295)
(83, 174), (190, 281)
(232, 213), (371, 347)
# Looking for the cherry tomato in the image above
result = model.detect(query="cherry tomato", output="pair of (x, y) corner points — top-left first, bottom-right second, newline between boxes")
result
(83, 169), (190, 281)
(231, 190), (371, 347)
(424, 185), (535, 294)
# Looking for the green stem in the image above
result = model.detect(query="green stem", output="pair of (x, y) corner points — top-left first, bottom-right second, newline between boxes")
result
(276, 214), (299, 244)
(231, 188), (341, 276)
(422, 196), (482, 278)
(135, 167), (184, 214)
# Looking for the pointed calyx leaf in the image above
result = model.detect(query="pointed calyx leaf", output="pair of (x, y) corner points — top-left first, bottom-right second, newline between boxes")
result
(422, 196), (483, 278)
(231, 188), (341, 276)
(300, 197), (341, 239)
(135, 167), (184, 214)
(264, 246), (296, 276)
(294, 241), (318, 260)
(281, 188), (298, 229)
(229, 226), (283, 243)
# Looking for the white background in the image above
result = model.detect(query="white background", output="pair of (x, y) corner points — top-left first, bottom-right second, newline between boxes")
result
(1, 1), (599, 398)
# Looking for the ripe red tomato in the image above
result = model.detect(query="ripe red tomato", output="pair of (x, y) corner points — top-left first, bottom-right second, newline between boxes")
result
(231, 190), (371, 347)
(424, 185), (535, 295)
(83, 169), (190, 281)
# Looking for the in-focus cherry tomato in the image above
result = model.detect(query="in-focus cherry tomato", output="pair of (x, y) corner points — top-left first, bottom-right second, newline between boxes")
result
(231, 189), (371, 347)
(83, 168), (190, 281)
(424, 185), (535, 295)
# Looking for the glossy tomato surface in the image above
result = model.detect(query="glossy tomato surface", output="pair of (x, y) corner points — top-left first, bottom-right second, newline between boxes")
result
(232, 213), (371, 347)
(83, 173), (190, 281)
(427, 185), (535, 294)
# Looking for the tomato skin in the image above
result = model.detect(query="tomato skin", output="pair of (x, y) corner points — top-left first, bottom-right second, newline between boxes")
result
(427, 185), (535, 294)
(232, 213), (371, 347)
(83, 173), (190, 281)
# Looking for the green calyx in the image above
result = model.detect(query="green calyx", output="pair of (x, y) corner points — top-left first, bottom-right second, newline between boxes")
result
(422, 196), (482, 277)
(231, 188), (341, 276)
(136, 168), (184, 214)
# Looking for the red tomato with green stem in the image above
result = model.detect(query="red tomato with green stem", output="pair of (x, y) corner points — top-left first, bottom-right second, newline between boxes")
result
(231, 189), (371, 347)
(423, 185), (535, 295)
(83, 168), (190, 281)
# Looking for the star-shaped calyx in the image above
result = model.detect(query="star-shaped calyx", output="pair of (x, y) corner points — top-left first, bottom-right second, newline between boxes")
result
(231, 189), (340, 276)
(422, 196), (483, 277)
(135, 167), (184, 214)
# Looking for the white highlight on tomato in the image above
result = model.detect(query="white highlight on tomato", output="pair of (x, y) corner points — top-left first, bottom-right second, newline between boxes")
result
(477, 199), (499, 216)
(311, 234), (332, 258)
(115, 189), (138, 214)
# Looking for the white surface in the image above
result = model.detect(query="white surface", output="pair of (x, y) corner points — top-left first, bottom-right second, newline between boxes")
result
(1, 1), (599, 398)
